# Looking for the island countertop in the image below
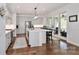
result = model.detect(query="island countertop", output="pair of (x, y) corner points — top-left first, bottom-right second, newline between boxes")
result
(26, 28), (52, 47)
(27, 28), (52, 32)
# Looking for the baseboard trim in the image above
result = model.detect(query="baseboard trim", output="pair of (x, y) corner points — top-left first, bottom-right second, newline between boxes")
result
(67, 40), (79, 47)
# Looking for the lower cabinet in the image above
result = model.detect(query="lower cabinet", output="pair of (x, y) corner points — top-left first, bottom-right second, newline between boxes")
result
(29, 30), (46, 47)
(6, 32), (11, 50)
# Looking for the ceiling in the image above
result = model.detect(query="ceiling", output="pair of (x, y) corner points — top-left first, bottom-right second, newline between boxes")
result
(6, 3), (69, 16)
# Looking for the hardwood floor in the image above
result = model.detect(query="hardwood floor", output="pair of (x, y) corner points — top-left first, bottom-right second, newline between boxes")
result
(6, 34), (79, 55)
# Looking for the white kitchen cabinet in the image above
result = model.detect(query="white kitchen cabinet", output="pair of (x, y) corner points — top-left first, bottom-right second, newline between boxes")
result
(29, 31), (41, 47)
(6, 31), (11, 50)
(39, 31), (46, 44)
(0, 16), (6, 54)
(28, 29), (50, 47)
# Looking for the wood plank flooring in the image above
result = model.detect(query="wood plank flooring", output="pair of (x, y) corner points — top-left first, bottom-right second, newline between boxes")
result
(6, 34), (79, 55)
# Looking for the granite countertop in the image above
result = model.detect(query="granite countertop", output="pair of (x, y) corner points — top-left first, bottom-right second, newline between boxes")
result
(5, 25), (16, 34)
(5, 25), (16, 30)
(5, 30), (11, 34)
(27, 28), (52, 32)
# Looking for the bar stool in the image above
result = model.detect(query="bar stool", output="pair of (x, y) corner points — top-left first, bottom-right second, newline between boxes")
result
(46, 31), (52, 44)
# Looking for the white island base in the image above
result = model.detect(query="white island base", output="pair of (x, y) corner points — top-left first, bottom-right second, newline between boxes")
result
(28, 29), (50, 47)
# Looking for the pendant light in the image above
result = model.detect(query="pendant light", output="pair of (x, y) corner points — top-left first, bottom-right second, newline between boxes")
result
(33, 7), (38, 19)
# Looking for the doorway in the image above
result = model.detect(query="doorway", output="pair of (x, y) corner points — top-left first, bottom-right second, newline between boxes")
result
(60, 13), (67, 37)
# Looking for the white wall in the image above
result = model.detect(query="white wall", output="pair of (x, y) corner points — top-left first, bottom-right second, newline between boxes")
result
(48, 3), (79, 46)
(32, 17), (44, 25)
(16, 15), (45, 34)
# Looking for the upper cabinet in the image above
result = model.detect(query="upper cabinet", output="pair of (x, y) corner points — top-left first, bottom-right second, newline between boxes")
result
(5, 8), (12, 25)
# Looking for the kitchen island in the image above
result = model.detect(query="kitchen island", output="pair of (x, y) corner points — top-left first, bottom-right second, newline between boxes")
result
(27, 28), (52, 47)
